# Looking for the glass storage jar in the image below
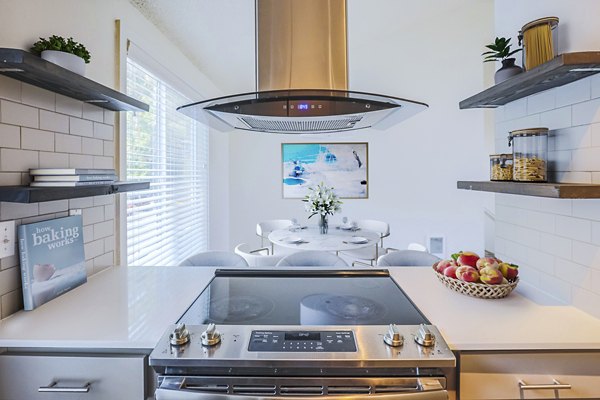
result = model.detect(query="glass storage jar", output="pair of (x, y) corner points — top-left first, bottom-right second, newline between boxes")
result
(518, 16), (559, 71)
(509, 128), (548, 182)
(490, 154), (513, 181)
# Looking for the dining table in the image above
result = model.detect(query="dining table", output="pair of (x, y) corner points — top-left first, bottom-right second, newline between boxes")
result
(268, 226), (381, 253)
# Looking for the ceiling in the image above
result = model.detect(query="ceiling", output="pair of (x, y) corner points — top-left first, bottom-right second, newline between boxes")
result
(129, 0), (255, 94)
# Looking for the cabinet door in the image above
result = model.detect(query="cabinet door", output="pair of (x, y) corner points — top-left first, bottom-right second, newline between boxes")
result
(460, 352), (600, 399)
(0, 353), (146, 400)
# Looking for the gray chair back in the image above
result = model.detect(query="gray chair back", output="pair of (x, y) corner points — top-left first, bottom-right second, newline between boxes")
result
(276, 251), (348, 267)
(179, 251), (249, 267)
(377, 250), (440, 267)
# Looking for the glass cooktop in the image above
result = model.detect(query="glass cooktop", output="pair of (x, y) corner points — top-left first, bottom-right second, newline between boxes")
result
(178, 270), (428, 326)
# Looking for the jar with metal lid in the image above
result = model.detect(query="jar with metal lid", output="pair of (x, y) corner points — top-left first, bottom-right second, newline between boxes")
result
(518, 16), (559, 70)
(509, 128), (548, 182)
(490, 154), (513, 181)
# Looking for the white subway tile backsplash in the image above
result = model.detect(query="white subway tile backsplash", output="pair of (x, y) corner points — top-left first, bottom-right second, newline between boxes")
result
(572, 287), (600, 319)
(1, 290), (23, 319)
(539, 198), (572, 216)
(572, 97), (600, 126)
(549, 150), (571, 171)
(551, 171), (592, 184)
(0, 123), (20, 148)
(94, 220), (114, 239)
(55, 133), (82, 154)
(504, 240), (529, 264)
(104, 236), (115, 252)
(82, 206), (104, 225)
(40, 110), (69, 133)
(93, 155), (114, 169)
(69, 197), (94, 209)
(1, 255), (18, 271)
(540, 232), (572, 259)
(93, 195), (114, 206)
(528, 89), (555, 114)
(21, 84), (55, 111)
(93, 252), (114, 272)
(504, 98), (527, 120)
(21, 128), (54, 152)
(0, 202), (38, 220)
(553, 125), (592, 151)
(0, 172), (22, 186)
(538, 272), (572, 303)
(0, 100), (38, 128)
(591, 74), (600, 99)
(572, 199), (600, 221)
(83, 225), (94, 243)
(82, 103), (105, 123)
(93, 122), (114, 140)
(525, 248), (555, 272)
(69, 117), (94, 137)
(525, 210), (555, 233)
(540, 106), (572, 130)
(571, 148), (600, 171)
(572, 240), (600, 270)
(84, 239), (104, 260)
(0, 148), (38, 171)
(556, 78), (591, 108)
(0, 267), (20, 295)
(506, 114), (541, 132)
(103, 110), (116, 125)
(555, 258), (592, 290)
(592, 269), (600, 294)
(103, 141), (114, 157)
(555, 215), (592, 242)
(39, 151), (69, 168)
(69, 153), (94, 168)
(38, 200), (69, 215)
(82, 137), (103, 155)
(55, 94), (82, 117)
(0, 76), (21, 102)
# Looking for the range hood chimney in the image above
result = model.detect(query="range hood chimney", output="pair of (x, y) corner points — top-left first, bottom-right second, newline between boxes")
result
(178, 0), (428, 134)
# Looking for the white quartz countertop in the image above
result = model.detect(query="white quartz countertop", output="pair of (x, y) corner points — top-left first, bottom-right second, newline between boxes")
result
(1, 266), (600, 351)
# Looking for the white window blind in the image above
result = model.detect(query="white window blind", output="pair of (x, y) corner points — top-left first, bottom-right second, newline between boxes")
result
(126, 58), (209, 266)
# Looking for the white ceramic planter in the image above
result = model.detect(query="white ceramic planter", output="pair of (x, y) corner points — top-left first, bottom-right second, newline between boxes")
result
(41, 50), (86, 76)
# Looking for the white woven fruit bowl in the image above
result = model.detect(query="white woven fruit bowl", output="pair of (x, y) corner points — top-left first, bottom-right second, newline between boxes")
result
(433, 268), (519, 299)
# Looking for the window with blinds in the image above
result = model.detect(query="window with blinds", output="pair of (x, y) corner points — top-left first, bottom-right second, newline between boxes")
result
(125, 59), (209, 266)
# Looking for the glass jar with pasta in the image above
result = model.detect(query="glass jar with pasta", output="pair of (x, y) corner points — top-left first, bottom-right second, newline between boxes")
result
(509, 128), (548, 182)
(518, 17), (559, 70)
(490, 154), (513, 181)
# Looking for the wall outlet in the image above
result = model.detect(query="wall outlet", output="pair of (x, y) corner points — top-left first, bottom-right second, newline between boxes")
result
(69, 209), (82, 216)
(427, 235), (445, 258)
(0, 221), (16, 259)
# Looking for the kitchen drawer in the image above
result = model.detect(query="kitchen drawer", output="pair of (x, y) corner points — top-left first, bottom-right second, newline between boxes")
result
(0, 352), (146, 400)
(460, 351), (600, 399)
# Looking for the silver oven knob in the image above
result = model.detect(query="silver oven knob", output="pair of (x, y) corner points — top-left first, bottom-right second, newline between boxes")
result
(414, 324), (436, 347)
(169, 323), (190, 346)
(383, 324), (404, 347)
(201, 323), (222, 346)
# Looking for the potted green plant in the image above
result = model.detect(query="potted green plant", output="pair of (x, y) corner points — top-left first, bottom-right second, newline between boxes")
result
(31, 35), (91, 76)
(482, 37), (523, 84)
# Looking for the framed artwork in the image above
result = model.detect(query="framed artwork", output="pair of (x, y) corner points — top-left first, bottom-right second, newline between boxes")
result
(282, 143), (368, 199)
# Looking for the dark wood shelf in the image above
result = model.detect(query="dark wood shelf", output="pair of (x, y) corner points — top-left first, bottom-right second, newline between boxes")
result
(0, 48), (149, 112)
(0, 181), (150, 203)
(457, 180), (600, 199)
(460, 52), (600, 109)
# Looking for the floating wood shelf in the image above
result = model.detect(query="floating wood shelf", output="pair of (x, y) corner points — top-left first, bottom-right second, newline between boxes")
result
(457, 180), (600, 199)
(0, 48), (149, 112)
(460, 52), (600, 109)
(0, 181), (150, 203)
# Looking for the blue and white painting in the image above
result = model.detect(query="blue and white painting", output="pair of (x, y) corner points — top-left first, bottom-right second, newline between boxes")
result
(282, 143), (368, 199)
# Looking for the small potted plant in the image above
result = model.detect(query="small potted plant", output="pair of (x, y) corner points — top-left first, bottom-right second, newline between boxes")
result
(482, 37), (523, 84)
(31, 35), (91, 76)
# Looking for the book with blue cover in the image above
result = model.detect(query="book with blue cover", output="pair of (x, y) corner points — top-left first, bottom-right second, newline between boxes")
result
(18, 215), (86, 310)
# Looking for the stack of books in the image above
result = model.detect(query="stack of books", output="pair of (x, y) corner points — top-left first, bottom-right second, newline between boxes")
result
(29, 168), (117, 187)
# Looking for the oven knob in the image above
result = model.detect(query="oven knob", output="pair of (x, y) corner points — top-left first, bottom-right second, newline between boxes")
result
(383, 324), (404, 347)
(169, 323), (190, 346)
(414, 324), (436, 347)
(201, 323), (222, 346)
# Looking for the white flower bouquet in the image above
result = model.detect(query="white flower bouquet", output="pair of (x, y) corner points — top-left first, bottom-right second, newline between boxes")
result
(302, 183), (342, 233)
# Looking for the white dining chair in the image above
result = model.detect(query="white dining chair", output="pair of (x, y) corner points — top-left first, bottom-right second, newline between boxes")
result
(234, 243), (284, 267)
(256, 219), (294, 253)
(275, 251), (348, 267)
(179, 251), (249, 267)
(376, 250), (440, 267)
(339, 219), (390, 267)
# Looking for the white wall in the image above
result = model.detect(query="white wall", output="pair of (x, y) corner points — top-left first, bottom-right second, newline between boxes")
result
(493, 0), (600, 318)
(228, 0), (494, 256)
(0, 0), (230, 317)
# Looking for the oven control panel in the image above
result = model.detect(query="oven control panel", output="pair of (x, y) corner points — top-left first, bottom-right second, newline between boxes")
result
(249, 330), (357, 352)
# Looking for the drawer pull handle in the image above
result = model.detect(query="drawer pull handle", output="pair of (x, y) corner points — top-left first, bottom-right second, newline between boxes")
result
(518, 379), (571, 400)
(38, 381), (91, 393)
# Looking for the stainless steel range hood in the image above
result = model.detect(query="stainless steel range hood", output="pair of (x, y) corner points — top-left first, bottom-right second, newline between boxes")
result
(178, 0), (428, 134)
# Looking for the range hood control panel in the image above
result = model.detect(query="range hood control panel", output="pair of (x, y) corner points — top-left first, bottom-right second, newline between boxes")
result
(248, 330), (356, 352)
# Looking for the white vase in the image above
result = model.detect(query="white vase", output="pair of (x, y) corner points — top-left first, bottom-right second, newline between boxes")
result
(41, 50), (86, 76)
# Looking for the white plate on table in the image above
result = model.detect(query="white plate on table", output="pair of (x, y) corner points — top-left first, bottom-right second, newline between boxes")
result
(340, 225), (360, 231)
(345, 236), (369, 244)
(283, 236), (304, 244)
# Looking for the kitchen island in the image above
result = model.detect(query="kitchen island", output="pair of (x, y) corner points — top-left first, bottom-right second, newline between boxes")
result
(1, 266), (599, 399)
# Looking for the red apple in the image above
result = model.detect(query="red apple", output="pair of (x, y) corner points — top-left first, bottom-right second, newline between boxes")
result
(499, 262), (519, 280)
(475, 257), (500, 271)
(479, 266), (504, 285)
(456, 266), (479, 282)
(435, 259), (457, 273)
(443, 265), (458, 279)
(455, 251), (480, 267)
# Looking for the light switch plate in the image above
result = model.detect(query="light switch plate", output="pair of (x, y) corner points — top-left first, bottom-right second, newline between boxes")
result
(0, 221), (16, 258)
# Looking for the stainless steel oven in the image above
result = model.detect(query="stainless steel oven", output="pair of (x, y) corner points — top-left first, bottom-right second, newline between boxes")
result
(150, 270), (455, 399)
